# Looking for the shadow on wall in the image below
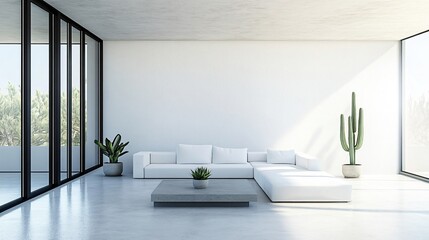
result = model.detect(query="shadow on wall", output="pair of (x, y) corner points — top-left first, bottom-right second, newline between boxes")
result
(103, 41), (400, 175)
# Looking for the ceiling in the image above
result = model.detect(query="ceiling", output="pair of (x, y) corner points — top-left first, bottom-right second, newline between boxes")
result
(4, 0), (429, 41)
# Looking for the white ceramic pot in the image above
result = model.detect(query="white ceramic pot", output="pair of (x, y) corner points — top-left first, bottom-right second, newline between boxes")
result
(342, 164), (361, 178)
(103, 162), (123, 176)
(193, 179), (209, 189)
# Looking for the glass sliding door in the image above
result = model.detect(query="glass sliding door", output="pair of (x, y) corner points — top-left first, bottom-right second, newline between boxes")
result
(85, 36), (100, 169)
(30, 3), (50, 191)
(60, 20), (68, 181)
(71, 27), (81, 176)
(402, 31), (429, 179)
(0, 0), (21, 205)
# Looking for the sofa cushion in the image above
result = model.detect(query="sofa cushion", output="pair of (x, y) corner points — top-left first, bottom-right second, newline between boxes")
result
(151, 152), (176, 164)
(177, 144), (212, 164)
(295, 152), (321, 171)
(145, 163), (254, 179)
(212, 146), (248, 164)
(267, 149), (295, 164)
(247, 152), (267, 162)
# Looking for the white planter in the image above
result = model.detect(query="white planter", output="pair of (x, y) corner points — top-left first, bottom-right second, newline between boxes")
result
(103, 162), (123, 176)
(342, 164), (361, 178)
(193, 179), (209, 189)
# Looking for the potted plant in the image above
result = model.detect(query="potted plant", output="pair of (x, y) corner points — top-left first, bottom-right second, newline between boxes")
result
(191, 167), (211, 189)
(340, 92), (364, 178)
(94, 134), (129, 176)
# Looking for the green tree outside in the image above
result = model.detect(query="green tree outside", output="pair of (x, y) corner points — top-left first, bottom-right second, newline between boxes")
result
(0, 83), (82, 146)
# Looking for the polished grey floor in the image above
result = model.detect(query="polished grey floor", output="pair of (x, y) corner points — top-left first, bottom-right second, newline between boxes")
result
(0, 172), (70, 205)
(1, 169), (429, 240)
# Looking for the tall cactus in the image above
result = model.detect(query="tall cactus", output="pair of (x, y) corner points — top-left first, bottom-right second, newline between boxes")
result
(340, 92), (364, 165)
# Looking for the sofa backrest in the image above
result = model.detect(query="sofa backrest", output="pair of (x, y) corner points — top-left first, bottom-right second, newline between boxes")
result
(151, 152), (176, 164)
(150, 151), (268, 164)
(247, 152), (267, 162)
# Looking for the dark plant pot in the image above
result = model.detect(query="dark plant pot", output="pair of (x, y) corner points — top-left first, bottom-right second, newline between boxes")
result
(103, 162), (123, 176)
(342, 164), (361, 178)
(193, 179), (209, 189)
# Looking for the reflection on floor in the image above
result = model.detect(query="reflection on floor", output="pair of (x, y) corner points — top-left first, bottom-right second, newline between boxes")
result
(0, 172), (70, 205)
(1, 170), (429, 240)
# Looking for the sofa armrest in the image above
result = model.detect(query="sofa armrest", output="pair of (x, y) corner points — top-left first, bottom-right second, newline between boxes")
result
(133, 152), (151, 178)
(295, 152), (321, 171)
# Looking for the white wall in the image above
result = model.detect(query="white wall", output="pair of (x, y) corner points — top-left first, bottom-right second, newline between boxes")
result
(104, 41), (400, 176)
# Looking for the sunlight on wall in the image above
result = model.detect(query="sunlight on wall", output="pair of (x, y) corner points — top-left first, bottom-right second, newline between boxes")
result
(274, 44), (400, 175)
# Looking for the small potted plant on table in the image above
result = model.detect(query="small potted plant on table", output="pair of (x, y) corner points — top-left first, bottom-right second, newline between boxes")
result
(191, 167), (211, 189)
(94, 134), (129, 176)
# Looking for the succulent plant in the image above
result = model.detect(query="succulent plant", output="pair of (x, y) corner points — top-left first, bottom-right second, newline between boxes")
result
(340, 92), (364, 165)
(94, 134), (129, 163)
(191, 167), (211, 180)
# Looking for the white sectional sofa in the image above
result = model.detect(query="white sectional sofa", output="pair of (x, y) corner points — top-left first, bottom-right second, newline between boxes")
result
(133, 146), (352, 202)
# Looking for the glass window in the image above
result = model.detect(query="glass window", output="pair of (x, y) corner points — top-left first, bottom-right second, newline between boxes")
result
(402, 31), (429, 179)
(0, 0), (21, 205)
(85, 36), (99, 169)
(71, 27), (81, 175)
(30, 3), (50, 191)
(60, 20), (68, 181)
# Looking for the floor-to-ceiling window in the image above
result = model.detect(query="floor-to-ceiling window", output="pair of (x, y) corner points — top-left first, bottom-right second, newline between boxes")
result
(0, 0), (21, 206)
(71, 27), (81, 176)
(402, 30), (429, 180)
(30, 2), (50, 192)
(60, 19), (68, 181)
(85, 35), (100, 170)
(0, 0), (103, 213)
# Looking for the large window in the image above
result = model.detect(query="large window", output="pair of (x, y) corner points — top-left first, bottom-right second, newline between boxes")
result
(0, 0), (21, 206)
(0, 0), (102, 213)
(60, 20), (68, 181)
(30, 2), (50, 192)
(85, 35), (100, 169)
(71, 27), (81, 176)
(402, 31), (429, 179)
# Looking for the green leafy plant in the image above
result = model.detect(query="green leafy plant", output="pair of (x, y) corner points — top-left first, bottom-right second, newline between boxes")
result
(94, 134), (129, 163)
(340, 92), (364, 165)
(191, 167), (211, 180)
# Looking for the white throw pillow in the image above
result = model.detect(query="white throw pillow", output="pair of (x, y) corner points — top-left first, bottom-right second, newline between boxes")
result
(267, 149), (295, 164)
(212, 146), (248, 164)
(177, 144), (212, 164)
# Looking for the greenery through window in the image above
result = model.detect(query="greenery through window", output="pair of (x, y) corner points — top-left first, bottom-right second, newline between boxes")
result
(0, 82), (81, 146)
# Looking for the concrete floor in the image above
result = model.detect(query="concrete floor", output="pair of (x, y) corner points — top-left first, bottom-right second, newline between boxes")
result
(0, 172), (71, 205)
(1, 169), (429, 240)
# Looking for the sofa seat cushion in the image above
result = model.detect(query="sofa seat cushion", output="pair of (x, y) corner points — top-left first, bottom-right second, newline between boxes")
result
(145, 163), (254, 179)
(251, 162), (352, 202)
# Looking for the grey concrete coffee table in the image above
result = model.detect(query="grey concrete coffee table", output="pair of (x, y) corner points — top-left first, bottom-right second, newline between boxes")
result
(151, 179), (257, 207)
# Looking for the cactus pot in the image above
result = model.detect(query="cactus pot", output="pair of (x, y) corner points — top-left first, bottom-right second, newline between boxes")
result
(342, 164), (361, 178)
(103, 162), (123, 176)
(193, 180), (209, 189)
